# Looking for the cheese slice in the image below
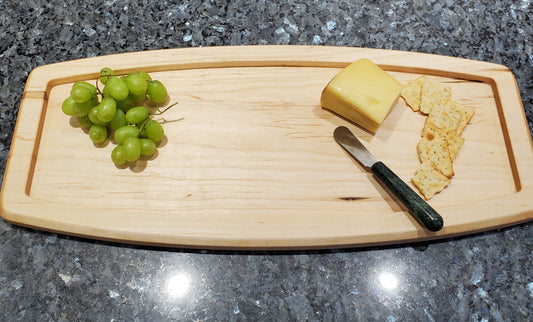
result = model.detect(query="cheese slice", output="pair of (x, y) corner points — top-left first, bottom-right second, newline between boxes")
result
(321, 59), (402, 132)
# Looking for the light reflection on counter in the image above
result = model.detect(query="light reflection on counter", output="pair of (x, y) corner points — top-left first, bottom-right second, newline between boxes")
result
(378, 271), (399, 291)
(166, 272), (192, 298)
(372, 260), (404, 297)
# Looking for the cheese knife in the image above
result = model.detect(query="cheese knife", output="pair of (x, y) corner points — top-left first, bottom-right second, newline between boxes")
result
(333, 126), (443, 231)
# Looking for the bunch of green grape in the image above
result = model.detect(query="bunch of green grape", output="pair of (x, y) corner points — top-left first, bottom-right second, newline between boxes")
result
(61, 67), (172, 166)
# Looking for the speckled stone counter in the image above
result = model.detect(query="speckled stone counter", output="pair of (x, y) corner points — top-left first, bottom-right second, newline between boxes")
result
(1, 1), (532, 320)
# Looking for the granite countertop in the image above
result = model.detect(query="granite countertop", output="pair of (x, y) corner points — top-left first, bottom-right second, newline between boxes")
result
(1, 0), (532, 320)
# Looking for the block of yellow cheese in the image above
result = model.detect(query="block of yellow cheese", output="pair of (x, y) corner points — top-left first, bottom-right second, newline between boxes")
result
(321, 59), (402, 132)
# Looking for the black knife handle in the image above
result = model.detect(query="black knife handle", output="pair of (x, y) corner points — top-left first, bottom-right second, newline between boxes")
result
(370, 161), (443, 231)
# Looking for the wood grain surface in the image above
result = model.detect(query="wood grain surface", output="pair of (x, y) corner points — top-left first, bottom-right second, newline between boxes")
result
(1, 45), (532, 249)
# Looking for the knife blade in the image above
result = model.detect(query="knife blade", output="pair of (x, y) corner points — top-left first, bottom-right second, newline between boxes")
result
(333, 126), (443, 232)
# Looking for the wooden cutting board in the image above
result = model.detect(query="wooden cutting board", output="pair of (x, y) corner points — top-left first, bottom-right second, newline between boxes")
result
(1, 46), (532, 249)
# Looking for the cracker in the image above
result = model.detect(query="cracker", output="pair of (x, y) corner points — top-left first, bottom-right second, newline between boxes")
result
(421, 104), (461, 136)
(407, 78), (474, 199)
(417, 134), (454, 178)
(445, 132), (465, 160)
(444, 99), (475, 135)
(401, 76), (426, 112)
(421, 122), (464, 160)
(411, 161), (451, 200)
(420, 78), (451, 115)
(421, 122), (445, 141)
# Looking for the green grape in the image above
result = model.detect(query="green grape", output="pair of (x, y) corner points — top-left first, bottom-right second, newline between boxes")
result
(88, 106), (107, 125)
(130, 92), (147, 104)
(135, 71), (152, 82)
(105, 76), (129, 101)
(116, 92), (146, 112)
(139, 138), (157, 156)
(111, 145), (127, 165)
(70, 85), (93, 104)
(109, 109), (127, 132)
(136, 122), (147, 138)
(60, 68), (172, 168)
(77, 115), (93, 128)
(122, 136), (141, 162)
(125, 106), (149, 124)
(73, 97), (97, 117)
(99, 67), (114, 84)
(116, 95), (135, 112)
(101, 83), (111, 97)
(114, 125), (139, 144)
(97, 97), (117, 123)
(144, 119), (164, 143)
(88, 124), (108, 143)
(124, 73), (148, 96)
(62, 96), (77, 116)
(73, 81), (97, 95)
(147, 80), (168, 104)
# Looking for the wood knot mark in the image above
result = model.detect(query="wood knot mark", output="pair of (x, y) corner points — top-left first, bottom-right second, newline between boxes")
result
(339, 196), (367, 201)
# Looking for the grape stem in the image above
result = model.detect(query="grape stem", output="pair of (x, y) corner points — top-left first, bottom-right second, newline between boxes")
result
(159, 117), (185, 124)
(153, 102), (179, 115)
(135, 102), (179, 137)
(95, 79), (103, 96)
(136, 119), (148, 137)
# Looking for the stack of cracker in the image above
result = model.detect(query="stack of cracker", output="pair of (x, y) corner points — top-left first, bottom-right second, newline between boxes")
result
(401, 76), (475, 200)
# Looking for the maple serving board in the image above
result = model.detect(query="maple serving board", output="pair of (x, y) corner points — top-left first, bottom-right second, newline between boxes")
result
(1, 46), (532, 249)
